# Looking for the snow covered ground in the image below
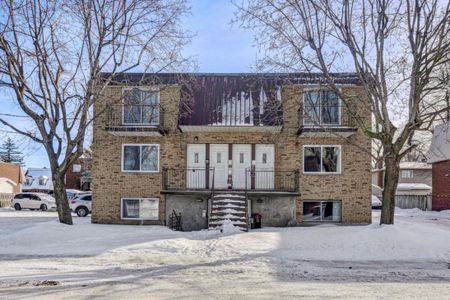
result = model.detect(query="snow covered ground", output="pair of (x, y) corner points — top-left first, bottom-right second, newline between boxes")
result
(0, 208), (449, 299)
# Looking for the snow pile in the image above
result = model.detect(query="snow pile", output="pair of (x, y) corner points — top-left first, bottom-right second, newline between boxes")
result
(220, 219), (244, 234)
(395, 207), (450, 220)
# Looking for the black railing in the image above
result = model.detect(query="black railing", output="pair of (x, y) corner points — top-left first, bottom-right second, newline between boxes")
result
(246, 168), (299, 192)
(163, 167), (299, 193)
(106, 104), (165, 131)
(162, 168), (214, 190)
(298, 104), (356, 129)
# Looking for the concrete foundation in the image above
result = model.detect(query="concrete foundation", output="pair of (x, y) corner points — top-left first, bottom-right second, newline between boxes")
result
(165, 194), (208, 231)
(250, 195), (297, 227)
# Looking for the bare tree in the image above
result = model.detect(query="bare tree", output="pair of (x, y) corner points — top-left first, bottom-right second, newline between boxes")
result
(234, 0), (450, 224)
(0, 0), (191, 224)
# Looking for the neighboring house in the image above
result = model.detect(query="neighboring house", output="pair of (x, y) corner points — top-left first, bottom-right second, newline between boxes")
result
(92, 73), (372, 230)
(372, 161), (432, 191)
(0, 162), (24, 194)
(427, 122), (450, 211)
(66, 156), (92, 191)
(23, 167), (53, 193)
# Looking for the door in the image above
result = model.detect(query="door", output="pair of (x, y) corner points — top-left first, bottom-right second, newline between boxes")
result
(255, 144), (275, 190)
(187, 144), (206, 189)
(210, 144), (228, 189)
(29, 195), (42, 209)
(232, 144), (251, 189)
(21, 194), (33, 208)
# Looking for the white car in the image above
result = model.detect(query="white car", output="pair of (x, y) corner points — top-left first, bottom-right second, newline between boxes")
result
(70, 193), (92, 217)
(371, 195), (382, 209)
(11, 193), (56, 211)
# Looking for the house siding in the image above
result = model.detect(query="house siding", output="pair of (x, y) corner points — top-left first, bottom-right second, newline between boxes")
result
(92, 83), (371, 226)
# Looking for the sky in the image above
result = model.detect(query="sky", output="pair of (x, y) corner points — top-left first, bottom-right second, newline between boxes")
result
(0, 0), (258, 169)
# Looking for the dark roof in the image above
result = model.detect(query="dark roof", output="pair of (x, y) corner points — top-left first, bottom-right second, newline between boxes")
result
(99, 72), (360, 85)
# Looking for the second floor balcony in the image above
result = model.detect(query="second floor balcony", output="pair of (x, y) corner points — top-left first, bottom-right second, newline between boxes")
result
(105, 104), (166, 136)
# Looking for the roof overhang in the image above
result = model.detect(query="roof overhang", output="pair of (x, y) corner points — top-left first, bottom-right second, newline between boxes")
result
(179, 125), (282, 133)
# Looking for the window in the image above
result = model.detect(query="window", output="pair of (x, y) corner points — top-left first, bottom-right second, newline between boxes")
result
(25, 177), (33, 186)
(81, 195), (92, 201)
(240, 153), (244, 164)
(121, 198), (159, 220)
(303, 90), (340, 126)
(72, 164), (81, 173)
(14, 194), (24, 199)
(304, 145), (341, 174)
(123, 88), (159, 125)
(401, 170), (413, 178)
(262, 153), (267, 164)
(194, 153), (199, 163)
(38, 176), (48, 185)
(122, 144), (159, 172)
(217, 152), (221, 163)
(303, 201), (341, 222)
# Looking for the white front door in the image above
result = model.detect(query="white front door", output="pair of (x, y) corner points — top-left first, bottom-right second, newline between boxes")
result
(210, 144), (228, 189)
(232, 144), (251, 189)
(187, 144), (206, 189)
(255, 144), (275, 189)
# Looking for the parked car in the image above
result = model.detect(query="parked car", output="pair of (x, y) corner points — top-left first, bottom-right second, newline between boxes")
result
(371, 195), (382, 209)
(66, 189), (87, 201)
(69, 193), (92, 217)
(11, 193), (56, 211)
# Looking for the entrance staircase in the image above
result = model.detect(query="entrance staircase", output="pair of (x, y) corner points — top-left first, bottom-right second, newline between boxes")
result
(209, 193), (249, 231)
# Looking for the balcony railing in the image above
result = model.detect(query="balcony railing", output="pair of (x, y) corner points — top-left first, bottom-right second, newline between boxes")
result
(105, 104), (165, 135)
(297, 104), (357, 135)
(162, 168), (214, 191)
(245, 169), (299, 193)
(162, 167), (299, 193)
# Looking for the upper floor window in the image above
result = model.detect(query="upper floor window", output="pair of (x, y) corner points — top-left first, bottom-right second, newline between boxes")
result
(38, 176), (48, 185)
(123, 88), (159, 125)
(303, 90), (340, 126)
(72, 164), (81, 173)
(303, 145), (341, 174)
(122, 144), (159, 172)
(401, 170), (413, 178)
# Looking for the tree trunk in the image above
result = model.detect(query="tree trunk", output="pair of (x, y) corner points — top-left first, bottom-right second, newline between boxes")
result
(380, 153), (400, 225)
(53, 172), (73, 225)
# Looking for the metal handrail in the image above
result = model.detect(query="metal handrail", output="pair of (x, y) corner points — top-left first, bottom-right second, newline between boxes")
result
(246, 168), (299, 192)
(162, 167), (215, 190)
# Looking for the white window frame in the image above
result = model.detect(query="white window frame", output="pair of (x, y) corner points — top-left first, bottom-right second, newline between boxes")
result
(121, 144), (160, 173)
(302, 88), (342, 127)
(121, 87), (160, 126)
(401, 170), (414, 179)
(303, 145), (342, 175)
(303, 200), (342, 222)
(120, 198), (159, 220)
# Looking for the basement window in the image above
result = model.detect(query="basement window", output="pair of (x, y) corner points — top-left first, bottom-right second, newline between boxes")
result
(121, 198), (159, 220)
(303, 201), (341, 222)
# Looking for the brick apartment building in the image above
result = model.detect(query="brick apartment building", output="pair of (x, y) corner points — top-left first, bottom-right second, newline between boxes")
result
(428, 122), (450, 211)
(92, 73), (372, 230)
(66, 156), (92, 191)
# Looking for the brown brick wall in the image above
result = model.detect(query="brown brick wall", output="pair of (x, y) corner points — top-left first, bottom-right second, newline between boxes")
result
(0, 162), (23, 193)
(432, 160), (450, 211)
(92, 84), (371, 225)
